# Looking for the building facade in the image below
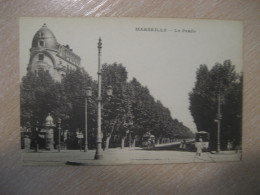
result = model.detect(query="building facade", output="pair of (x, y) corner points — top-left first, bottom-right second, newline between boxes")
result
(28, 24), (81, 81)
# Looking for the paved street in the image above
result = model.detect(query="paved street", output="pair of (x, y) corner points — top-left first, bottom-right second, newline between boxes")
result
(22, 147), (241, 166)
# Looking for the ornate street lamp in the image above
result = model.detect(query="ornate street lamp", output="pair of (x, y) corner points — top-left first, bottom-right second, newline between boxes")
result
(95, 37), (113, 159)
(95, 37), (103, 160)
(84, 87), (92, 152)
(58, 118), (61, 152)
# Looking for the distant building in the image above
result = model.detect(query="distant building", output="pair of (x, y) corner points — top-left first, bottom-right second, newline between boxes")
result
(27, 24), (81, 81)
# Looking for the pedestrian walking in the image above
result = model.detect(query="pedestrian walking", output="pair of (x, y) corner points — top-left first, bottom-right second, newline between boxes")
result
(182, 139), (186, 150)
(179, 139), (187, 150)
(196, 137), (203, 156)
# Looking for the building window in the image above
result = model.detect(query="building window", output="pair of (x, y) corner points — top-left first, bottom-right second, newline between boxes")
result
(38, 54), (44, 61)
(39, 32), (44, 38)
(38, 68), (44, 74)
(39, 40), (44, 47)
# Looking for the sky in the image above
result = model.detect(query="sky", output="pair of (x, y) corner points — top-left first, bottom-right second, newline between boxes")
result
(20, 17), (243, 132)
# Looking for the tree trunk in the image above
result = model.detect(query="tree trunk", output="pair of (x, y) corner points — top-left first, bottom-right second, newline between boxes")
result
(157, 135), (162, 145)
(104, 122), (117, 151)
(121, 136), (126, 149)
(132, 138), (136, 148)
(105, 136), (111, 150)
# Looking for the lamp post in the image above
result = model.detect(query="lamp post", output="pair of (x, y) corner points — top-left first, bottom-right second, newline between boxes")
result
(58, 118), (61, 152)
(215, 65), (222, 153)
(84, 87), (92, 152)
(95, 37), (103, 160)
(35, 120), (39, 152)
(214, 95), (222, 153)
(95, 37), (113, 160)
(216, 93), (221, 153)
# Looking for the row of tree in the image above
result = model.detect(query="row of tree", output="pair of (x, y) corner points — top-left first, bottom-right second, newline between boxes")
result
(189, 60), (242, 150)
(21, 63), (194, 149)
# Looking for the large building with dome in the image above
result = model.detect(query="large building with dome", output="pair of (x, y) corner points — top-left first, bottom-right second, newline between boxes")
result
(27, 24), (81, 81)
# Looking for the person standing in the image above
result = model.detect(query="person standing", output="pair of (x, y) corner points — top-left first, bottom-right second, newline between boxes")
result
(179, 139), (187, 150)
(183, 139), (186, 150)
(196, 137), (203, 156)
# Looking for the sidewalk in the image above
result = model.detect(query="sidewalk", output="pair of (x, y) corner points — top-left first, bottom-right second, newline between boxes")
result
(22, 148), (241, 166)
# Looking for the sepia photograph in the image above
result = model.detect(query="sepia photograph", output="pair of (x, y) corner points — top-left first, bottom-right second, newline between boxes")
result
(20, 17), (243, 165)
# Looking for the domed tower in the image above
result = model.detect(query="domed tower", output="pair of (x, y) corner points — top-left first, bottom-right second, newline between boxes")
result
(45, 113), (55, 127)
(31, 23), (59, 50)
(27, 24), (81, 81)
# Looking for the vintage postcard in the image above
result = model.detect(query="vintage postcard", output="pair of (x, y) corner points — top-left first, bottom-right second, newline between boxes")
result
(20, 17), (242, 165)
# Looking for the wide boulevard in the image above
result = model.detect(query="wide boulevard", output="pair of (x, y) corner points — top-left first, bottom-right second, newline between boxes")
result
(22, 142), (241, 166)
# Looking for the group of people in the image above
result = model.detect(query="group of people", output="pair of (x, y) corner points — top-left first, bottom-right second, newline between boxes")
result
(179, 139), (187, 150)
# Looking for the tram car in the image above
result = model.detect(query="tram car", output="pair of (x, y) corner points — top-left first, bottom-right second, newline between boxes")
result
(195, 131), (209, 151)
(141, 132), (155, 149)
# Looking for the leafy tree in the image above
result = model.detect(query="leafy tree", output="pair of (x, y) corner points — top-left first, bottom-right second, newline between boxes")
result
(101, 63), (134, 149)
(59, 69), (97, 149)
(21, 71), (62, 128)
(189, 60), (242, 150)
(130, 78), (152, 138)
(21, 63), (194, 150)
(130, 77), (194, 145)
(221, 75), (242, 148)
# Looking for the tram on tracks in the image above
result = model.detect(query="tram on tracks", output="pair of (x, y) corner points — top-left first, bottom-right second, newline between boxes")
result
(141, 132), (155, 149)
